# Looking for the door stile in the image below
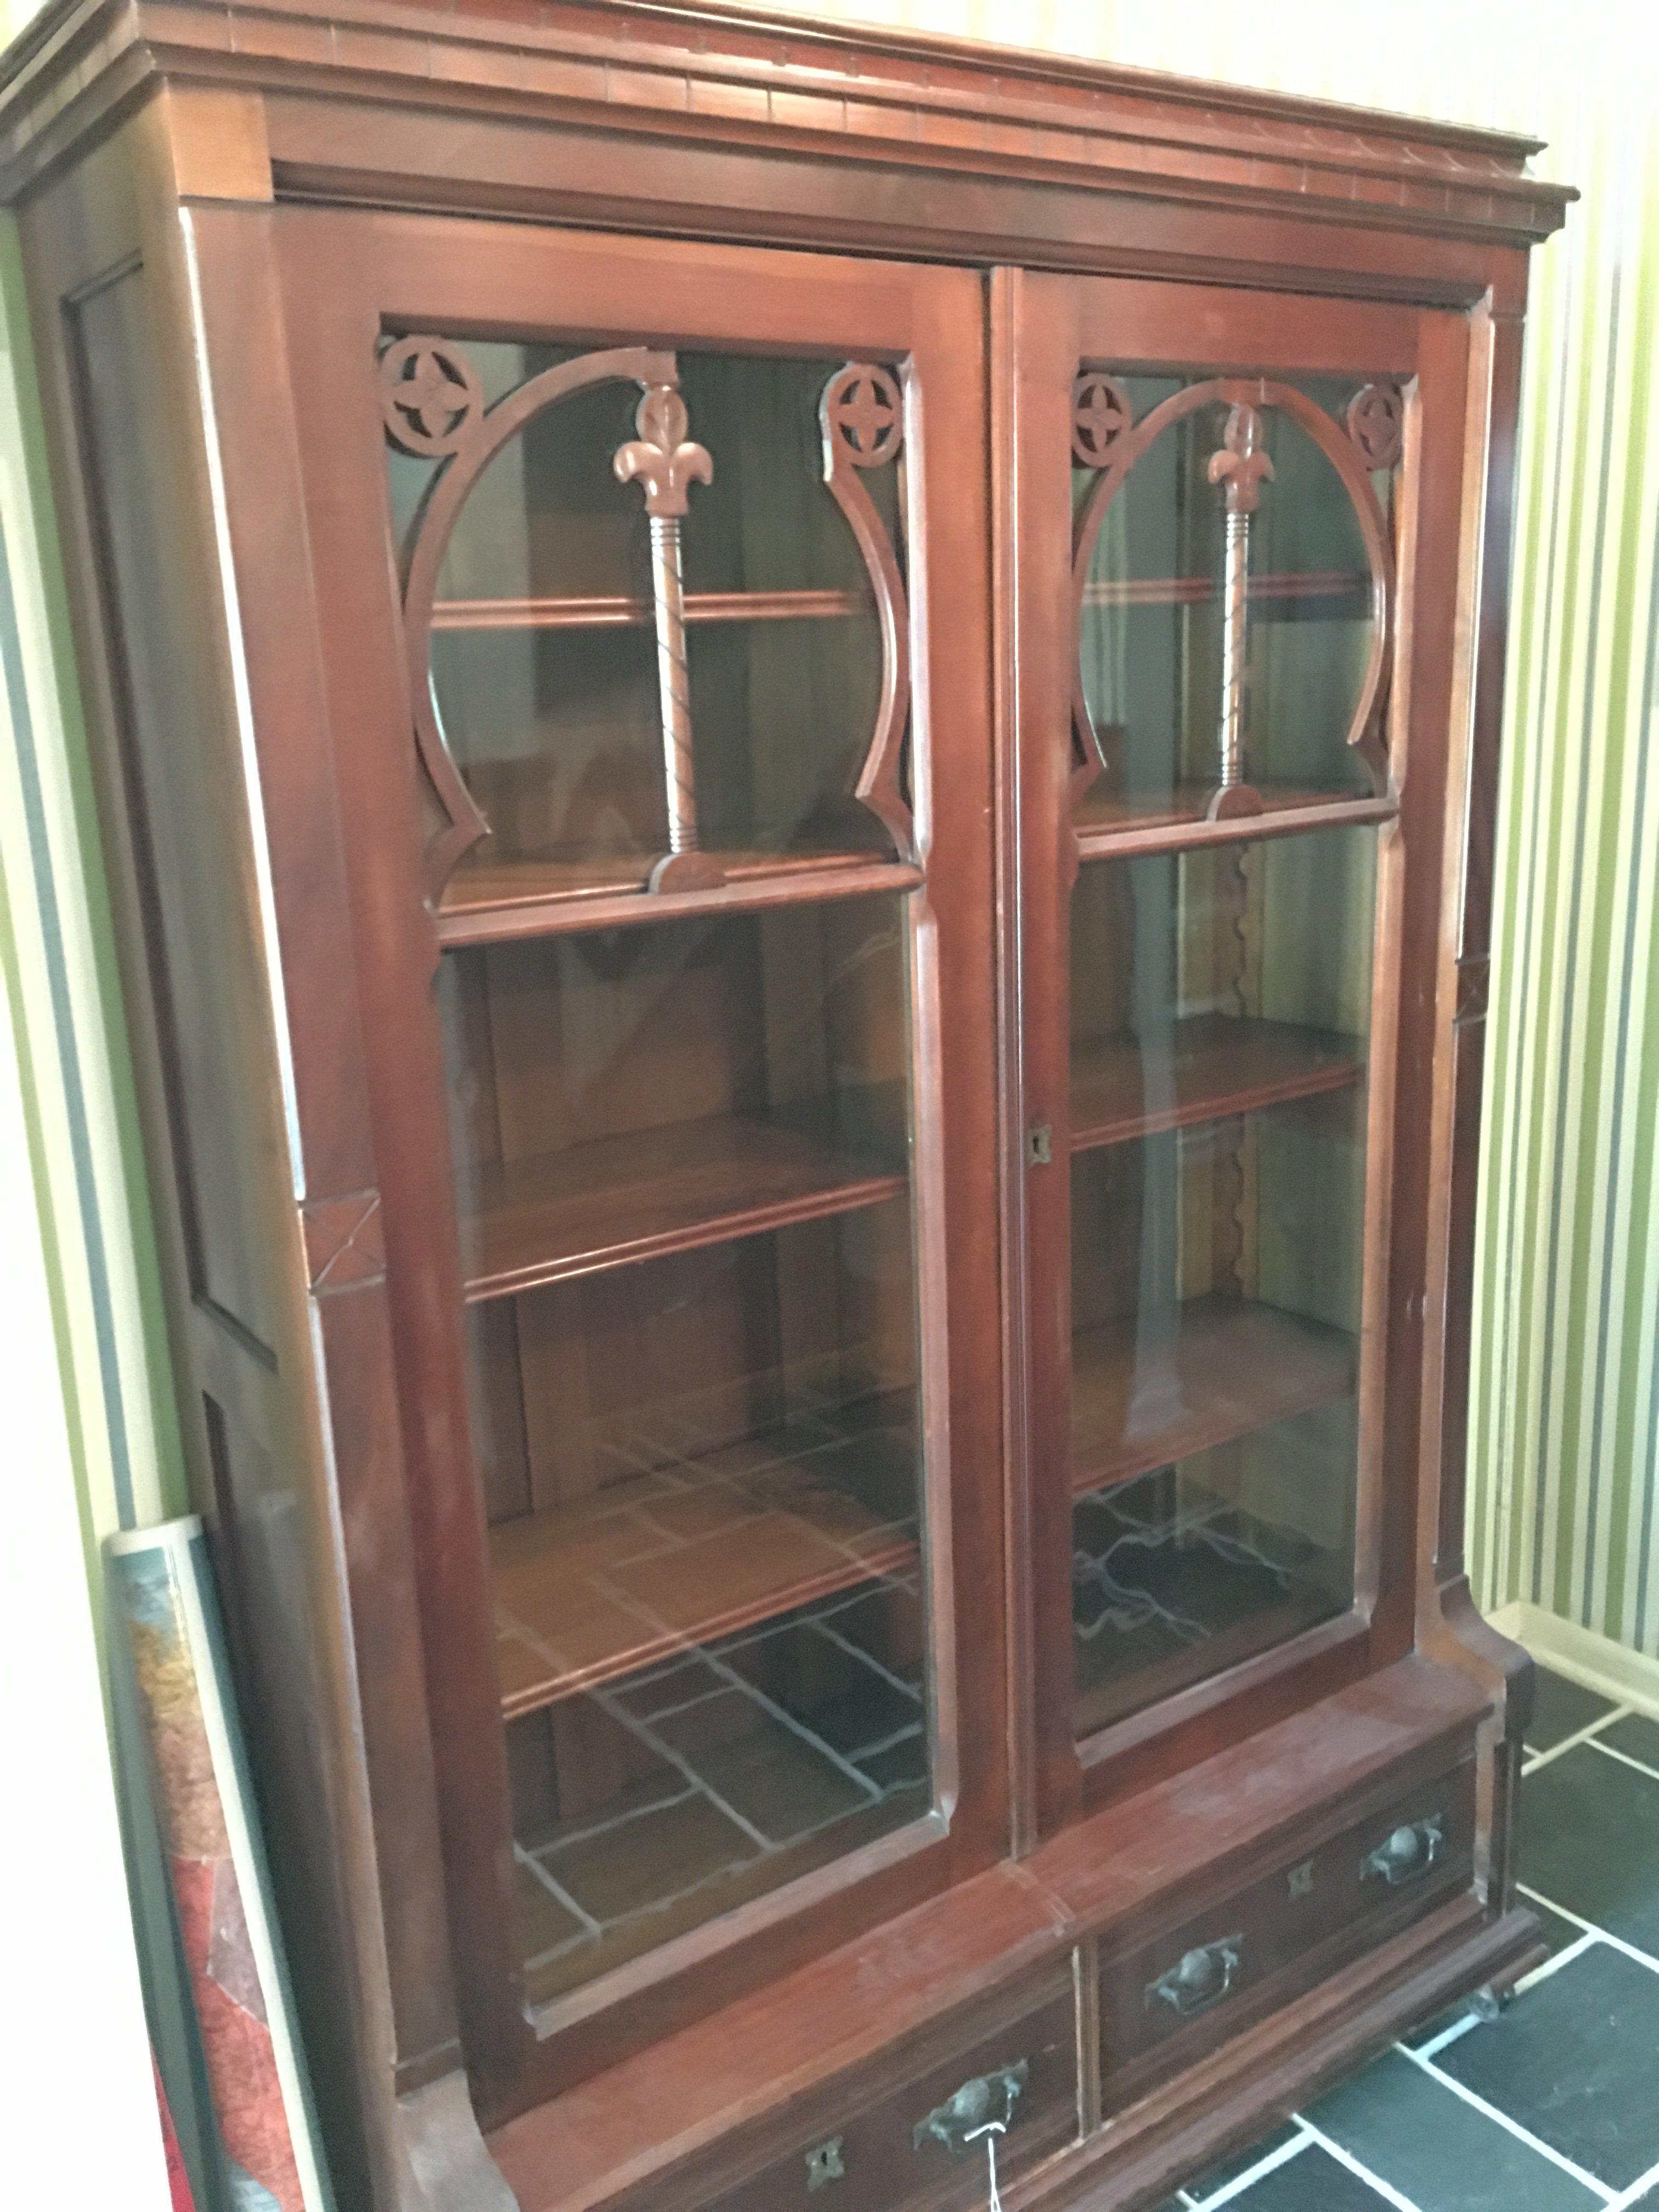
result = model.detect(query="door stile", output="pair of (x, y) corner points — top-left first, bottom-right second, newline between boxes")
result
(272, 204), (535, 2109)
(994, 269), (1088, 1842)
(901, 261), (1009, 1862)
(1371, 306), (1481, 1661)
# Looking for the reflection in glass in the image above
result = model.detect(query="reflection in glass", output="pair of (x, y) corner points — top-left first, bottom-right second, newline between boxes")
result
(1071, 1403), (1359, 1737)
(435, 895), (932, 1996)
(1068, 828), (1376, 1735)
(507, 1538), (927, 1999)
(1075, 375), (1388, 830)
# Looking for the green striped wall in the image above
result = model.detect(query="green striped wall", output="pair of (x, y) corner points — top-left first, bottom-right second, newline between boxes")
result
(1472, 85), (1659, 1649)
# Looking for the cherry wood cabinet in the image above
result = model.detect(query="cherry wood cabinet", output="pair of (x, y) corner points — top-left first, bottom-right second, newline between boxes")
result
(0, 4), (1569, 2208)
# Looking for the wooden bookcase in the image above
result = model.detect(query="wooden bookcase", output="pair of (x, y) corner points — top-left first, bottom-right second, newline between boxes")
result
(0, 5), (1570, 2208)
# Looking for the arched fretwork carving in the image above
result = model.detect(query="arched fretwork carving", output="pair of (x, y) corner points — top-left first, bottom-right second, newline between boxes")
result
(1070, 376), (1397, 809)
(391, 340), (696, 900)
(391, 342), (919, 895)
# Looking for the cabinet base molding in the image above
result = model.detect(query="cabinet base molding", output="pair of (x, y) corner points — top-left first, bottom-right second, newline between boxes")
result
(489, 1655), (1512, 2212)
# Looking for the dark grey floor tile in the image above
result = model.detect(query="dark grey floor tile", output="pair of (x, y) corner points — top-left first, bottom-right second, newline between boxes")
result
(1407, 1999), (1486, 2044)
(1434, 1941), (1659, 2189)
(1600, 1712), (1659, 1771)
(1186, 2120), (1303, 2200)
(1227, 2144), (1390, 2210)
(1306, 2047), (1601, 2210)
(1522, 1743), (1659, 1957)
(1527, 1894), (1593, 1955)
(1401, 1995), (1480, 2051)
(1527, 1668), (1617, 1753)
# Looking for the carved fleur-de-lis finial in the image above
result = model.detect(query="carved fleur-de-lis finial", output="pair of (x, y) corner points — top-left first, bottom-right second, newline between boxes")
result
(1206, 401), (1273, 819)
(611, 377), (720, 892)
(1206, 403), (1274, 514)
(613, 385), (713, 516)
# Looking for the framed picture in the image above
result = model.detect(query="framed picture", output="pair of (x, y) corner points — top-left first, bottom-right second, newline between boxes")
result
(108, 1519), (332, 2212)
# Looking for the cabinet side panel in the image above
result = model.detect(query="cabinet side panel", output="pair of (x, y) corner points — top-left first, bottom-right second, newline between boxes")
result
(68, 262), (284, 1346)
(36, 203), (382, 2194)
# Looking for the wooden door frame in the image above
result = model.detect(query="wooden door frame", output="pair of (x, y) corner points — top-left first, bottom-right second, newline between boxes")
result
(995, 266), (1482, 1842)
(268, 202), (1006, 2120)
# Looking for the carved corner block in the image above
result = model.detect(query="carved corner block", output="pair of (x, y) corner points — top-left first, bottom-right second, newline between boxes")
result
(302, 1191), (386, 1294)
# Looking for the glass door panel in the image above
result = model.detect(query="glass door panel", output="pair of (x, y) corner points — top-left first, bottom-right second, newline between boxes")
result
(1066, 825), (1377, 1735)
(436, 893), (932, 2000)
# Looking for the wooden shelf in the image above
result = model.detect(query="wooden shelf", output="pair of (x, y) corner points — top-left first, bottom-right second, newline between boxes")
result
(432, 587), (872, 633)
(462, 1106), (907, 1302)
(435, 850), (921, 946)
(491, 1403), (917, 1718)
(1081, 569), (1367, 614)
(1073, 786), (1396, 862)
(1071, 1014), (1363, 1152)
(1071, 1294), (1356, 1496)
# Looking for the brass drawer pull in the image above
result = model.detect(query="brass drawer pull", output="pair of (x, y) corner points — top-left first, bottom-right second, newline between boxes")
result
(804, 2137), (845, 2192)
(912, 2060), (1028, 2156)
(1145, 1935), (1244, 2019)
(1363, 1815), (1445, 1887)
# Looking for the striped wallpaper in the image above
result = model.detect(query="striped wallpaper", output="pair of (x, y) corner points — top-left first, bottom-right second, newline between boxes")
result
(1470, 78), (1659, 1652)
(0, 3), (1651, 1667)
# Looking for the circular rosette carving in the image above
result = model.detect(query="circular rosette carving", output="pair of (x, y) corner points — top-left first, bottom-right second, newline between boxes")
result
(1072, 372), (1132, 467)
(822, 363), (904, 469)
(818, 362), (912, 859)
(1346, 381), (1405, 471)
(380, 336), (484, 458)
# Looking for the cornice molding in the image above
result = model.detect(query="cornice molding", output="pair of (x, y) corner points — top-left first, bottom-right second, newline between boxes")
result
(0, 0), (1575, 242)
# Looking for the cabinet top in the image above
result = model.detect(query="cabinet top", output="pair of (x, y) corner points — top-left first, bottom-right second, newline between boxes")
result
(0, 0), (1572, 248)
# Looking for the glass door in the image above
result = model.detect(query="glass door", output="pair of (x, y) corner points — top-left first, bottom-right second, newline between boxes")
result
(282, 213), (1002, 2105)
(1002, 272), (1422, 1830)
(392, 351), (934, 1984)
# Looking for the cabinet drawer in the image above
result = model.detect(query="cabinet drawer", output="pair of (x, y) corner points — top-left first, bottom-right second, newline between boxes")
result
(703, 1970), (1079, 2212)
(1101, 1761), (1476, 2108)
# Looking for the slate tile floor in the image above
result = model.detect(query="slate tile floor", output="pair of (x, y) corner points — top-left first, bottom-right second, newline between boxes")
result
(1155, 1669), (1659, 2211)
